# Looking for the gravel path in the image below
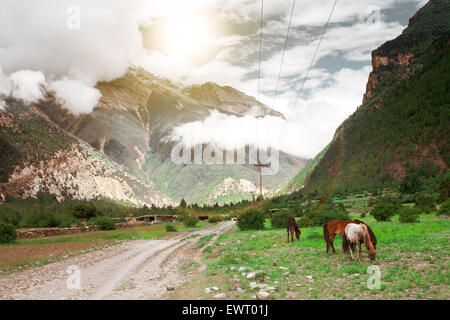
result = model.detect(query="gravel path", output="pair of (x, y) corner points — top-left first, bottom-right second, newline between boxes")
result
(0, 221), (234, 300)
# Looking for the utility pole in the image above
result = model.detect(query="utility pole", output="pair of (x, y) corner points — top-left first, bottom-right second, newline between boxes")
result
(254, 163), (269, 211)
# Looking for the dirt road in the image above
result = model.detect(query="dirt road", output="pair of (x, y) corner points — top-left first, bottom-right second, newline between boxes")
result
(0, 221), (234, 300)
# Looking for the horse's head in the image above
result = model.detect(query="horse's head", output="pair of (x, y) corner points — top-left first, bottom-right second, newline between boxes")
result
(369, 249), (377, 264)
(295, 228), (301, 239)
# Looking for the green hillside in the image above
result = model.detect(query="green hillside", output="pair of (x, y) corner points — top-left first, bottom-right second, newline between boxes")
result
(302, 0), (450, 196)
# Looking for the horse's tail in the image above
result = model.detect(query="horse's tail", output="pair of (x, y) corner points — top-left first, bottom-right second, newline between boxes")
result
(342, 230), (349, 254)
(323, 223), (330, 249)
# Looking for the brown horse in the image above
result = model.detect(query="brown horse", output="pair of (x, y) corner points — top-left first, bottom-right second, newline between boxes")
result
(286, 217), (301, 242)
(343, 223), (377, 263)
(323, 219), (376, 253)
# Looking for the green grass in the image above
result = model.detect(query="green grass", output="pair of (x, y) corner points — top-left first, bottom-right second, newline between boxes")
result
(200, 214), (449, 299)
(1, 221), (206, 247)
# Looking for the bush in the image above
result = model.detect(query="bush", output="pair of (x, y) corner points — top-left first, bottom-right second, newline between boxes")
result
(371, 202), (397, 221)
(165, 224), (177, 232)
(437, 199), (450, 216)
(91, 217), (116, 230)
(399, 207), (421, 223)
(20, 211), (61, 228)
(183, 215), (198, 227)
(361, 212), (366, 218)
(415, 195), (436, 212)
(0, 222), (16, 243)
(71, 204), (98, 225)
(208, 216), (221, 223)
(299, 203), (350, 227)
(237, 208), (265, 230)
(270, 210), (293, 228)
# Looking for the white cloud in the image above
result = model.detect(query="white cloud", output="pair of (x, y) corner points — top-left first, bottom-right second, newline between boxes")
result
(172, 66), (371, 159)
(48, 78), (102, 115)
(9, 70), (46, 103)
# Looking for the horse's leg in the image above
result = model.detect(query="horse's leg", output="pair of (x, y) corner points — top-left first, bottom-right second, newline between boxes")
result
(357, 240), (362, 261)
(330, 233), (336, 254)
(349, 243), (354, 260)
(291, 227), (294, 242)
(287, 228), (290, 243)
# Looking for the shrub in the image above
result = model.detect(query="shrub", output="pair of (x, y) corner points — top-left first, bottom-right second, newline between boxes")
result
(183, 215), (198, 227)
(299, 203), (350, 227)
(415, 195), (436, 212)
(71, 204), (98, 226)
(0, 222), (16, 243)
(20, 211), (61, 228)
(165, 224), (177, 232)
(371, 202), (397, 221)
(91, 217), (116, 230)
(399, 207), (421, 223)
(237, 208), (265, 230)
(270, 210), (293, 228)
(208, 216), (221, 223)
(361, 212), (367, 218)
(437, 199), (450, 216)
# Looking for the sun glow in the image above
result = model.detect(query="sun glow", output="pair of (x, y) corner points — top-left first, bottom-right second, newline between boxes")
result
(162, 14), (212, 56)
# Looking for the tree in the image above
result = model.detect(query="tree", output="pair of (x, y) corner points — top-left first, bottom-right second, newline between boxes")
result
(71, 204), (98, 226)
(179, 199), (187, 208)
(400, 172), (421, 194)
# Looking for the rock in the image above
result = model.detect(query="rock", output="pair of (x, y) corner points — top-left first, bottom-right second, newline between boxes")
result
(204, 288), (212, 294)
(273, 281), (280, 284)
(166, 286), (175, 291)
(350, 273), (360, 278)
(306, 275), (314, 281)
(236, 287), (246, 294)
(229, 266), (236, 271)
(213, 293), (227, 299)
(342, 273), (349, 277)
(265, 286), (276, 292)
(211, 286), (220, 291)
(238, 266), (246, 272)
(246, 272), (256, 280)
(283, 272), (289, 275)
(256, 291), (270, 300)
(279, 266), (289, 270)
(241, 272), (246, 277)
(295, 284), (302, 287)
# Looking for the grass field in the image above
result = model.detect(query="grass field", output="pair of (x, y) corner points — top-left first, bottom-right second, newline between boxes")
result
(0, 221), (206, 274)
(170, 214), (449, 300)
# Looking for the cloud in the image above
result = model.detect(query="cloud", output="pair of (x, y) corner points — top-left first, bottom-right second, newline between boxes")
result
(0, 0), (145, 114)
(172, 66), (371, 159)
(48, 79), (102, 115)
(9, 70), (46, 103)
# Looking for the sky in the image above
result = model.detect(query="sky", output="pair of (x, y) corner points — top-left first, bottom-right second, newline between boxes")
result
(0, 0), (428, 158)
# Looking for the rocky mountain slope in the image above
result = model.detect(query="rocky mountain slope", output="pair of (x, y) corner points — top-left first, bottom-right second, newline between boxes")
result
(0, 105), (173, 206)
(1, 67), (308, 205)
(290, 0), (449, 196)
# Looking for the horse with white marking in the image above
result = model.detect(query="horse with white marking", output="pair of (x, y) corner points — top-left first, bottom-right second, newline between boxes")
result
(343, 223), (377, 263)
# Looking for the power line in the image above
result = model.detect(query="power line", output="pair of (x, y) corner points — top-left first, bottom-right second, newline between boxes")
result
(265, 0), (296, 133)
(276, 0), (338, 143)
(256, 0), (264, 146)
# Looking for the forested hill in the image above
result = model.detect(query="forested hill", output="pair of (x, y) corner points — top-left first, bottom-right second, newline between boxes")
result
(300, 0), (450, 196)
